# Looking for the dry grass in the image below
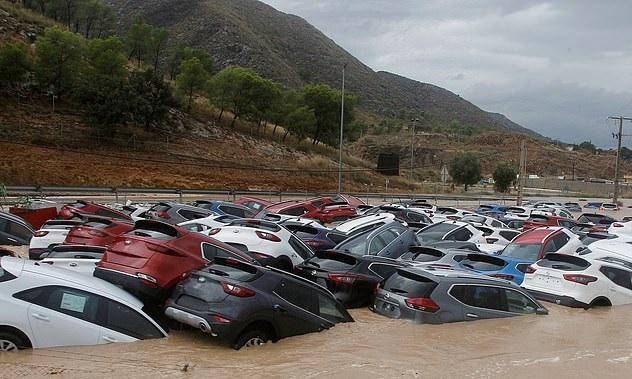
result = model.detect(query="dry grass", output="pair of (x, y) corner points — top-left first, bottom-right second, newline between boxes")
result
(0, 0), (58, 29)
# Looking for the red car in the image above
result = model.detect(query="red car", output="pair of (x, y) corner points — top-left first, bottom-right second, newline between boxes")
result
(94, 220), (256, 303)
(263, 198), (358, 224)
(522, 214), (576, 231)
(63, 217), (134, 247)
(58, 200), (132, 221)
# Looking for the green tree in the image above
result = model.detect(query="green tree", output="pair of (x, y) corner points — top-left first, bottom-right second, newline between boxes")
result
(449, 152), (482, 191)
(128, 70), (175, 128)
(0, 42), (32, 89)
(124, 17), (152, 66)
(148, 27), (169, 73)
(169, 46), (213, 80)
(578, 141), (596, 154)
(207, 66), (262, 127)
(175, 57), (208, 111)
(283, 106), (316, 142)
(301, 84), (355, 146)
(493, 163), (517, 193)
(35, 26), (85, 96)
(84, 36), (126, 78)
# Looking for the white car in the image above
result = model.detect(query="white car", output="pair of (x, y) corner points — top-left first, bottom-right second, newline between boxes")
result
(39, 245), (105, 276)
(607, 221), (632, 236)
(178, 214), (239, 233)
(461, 214), (508, 228)
(416, 220), (487, 245)
(29, 220), (84, 260)
(120, 205), (150, 221)
(522, 252), (632, 308)
(0, 256), (166, 351)
(583, 240), (632, 260)
(331, 213), (396, 237)
(406, 203), (436, 217)
(207, 219), (314, 269)
(473, 225), (521, 245)
(531, 207), (574, 220)
(503, 206), (537, 221)
(430, 207), (473, 222)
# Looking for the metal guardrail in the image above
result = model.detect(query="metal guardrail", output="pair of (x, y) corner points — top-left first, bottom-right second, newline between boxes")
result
(2, 185), (519, 206)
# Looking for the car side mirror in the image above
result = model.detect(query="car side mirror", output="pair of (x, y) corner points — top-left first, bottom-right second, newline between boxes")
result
(536, 307), (548, 315)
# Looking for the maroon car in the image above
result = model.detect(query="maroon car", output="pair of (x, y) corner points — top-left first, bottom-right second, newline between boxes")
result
(522, 215), (576, 231)
(263, 198), (358, 224)
(58, 200), (132, 221)
(63, 218), (134, 247)
(94, 220), (257, 303)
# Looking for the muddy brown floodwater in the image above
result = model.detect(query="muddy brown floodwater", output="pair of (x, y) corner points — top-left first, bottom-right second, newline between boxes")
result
(2, 305), (632, 379)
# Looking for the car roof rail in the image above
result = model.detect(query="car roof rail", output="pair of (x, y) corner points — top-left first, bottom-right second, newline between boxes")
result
(228, 218), (282, 232)
(134, 220), (179, 237)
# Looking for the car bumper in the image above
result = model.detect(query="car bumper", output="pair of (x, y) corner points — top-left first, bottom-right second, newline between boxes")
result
(164, 301), (239, 342)
(523, 288), (589, 308)
(164, 306), (216, 336)
(94, 267), (168, 303)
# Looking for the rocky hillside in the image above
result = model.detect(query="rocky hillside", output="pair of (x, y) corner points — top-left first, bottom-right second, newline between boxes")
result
(103, 0), (541, 137)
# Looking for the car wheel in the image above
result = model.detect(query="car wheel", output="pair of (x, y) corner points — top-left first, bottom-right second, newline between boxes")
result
(233, 330), (269, 350)
(0, 332), (26, 352)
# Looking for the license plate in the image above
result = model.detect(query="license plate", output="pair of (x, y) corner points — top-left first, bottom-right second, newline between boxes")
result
(536, 275), (561, 285)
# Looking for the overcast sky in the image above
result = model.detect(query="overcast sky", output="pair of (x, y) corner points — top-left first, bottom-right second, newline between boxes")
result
(261, 0), (632, 148)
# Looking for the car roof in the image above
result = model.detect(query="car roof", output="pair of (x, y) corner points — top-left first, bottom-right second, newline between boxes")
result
(333, 213), (396, 233)
(4, 257), (144, 308)
(399, 265), (515, 285)
(513, 227), (563, 244)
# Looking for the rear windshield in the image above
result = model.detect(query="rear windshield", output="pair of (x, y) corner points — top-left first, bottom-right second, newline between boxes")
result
(462, 215), (486, 224)
(204, 262), (259, 282)
(308, 252), (358, 271)
(399, 249), (444, 262)
(126, 229), (175, 240)
(500, 243), (541, 261)
(326, 232), (347, 245)
(384, 271), (438, 298)
(577, 214), (609, 224)
(417, 223), (460, 243)
(537, 254), (590, 271)
(528, 216), (549, 223)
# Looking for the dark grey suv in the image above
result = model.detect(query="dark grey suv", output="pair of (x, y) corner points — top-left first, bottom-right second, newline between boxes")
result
(371, 266), (547, 324)
(165, 258), (353, 349)
(145, 202), (216, 225)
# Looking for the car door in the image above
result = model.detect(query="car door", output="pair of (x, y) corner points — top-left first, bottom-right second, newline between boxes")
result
(449, 284), (512, 320)
(598, 266), (632, 305)
(15, 286), (102, 348)
(272, 279), (330, 338)
(100, 298), (164, 343)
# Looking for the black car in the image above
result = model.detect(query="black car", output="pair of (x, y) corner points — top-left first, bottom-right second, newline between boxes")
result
(295, 221), (417, 307)
(164, 258), (353, 349)
(0, 212), (34, 246)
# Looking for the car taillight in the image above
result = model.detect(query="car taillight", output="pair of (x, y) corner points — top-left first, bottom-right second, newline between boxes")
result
(489, 274), (514, 281)
(256, 231), (281, 242)
(525, 266), (537, 274)
(446, 216), (460, 221)
(250, 251), (272, 260)
(88, 229), (106, 237)
(157, 211), (170, 219)
(405, 297), (440, 312)
(613, 223), (624, 228)
(305, 240), (323, 248)
(563, 274), (597, 285)
(328, 273), (366, 285)
(136, 272), (158, 286)
(34, 231), (49, 237)
(207, 228), (220, 235)
(212, 314), (231, 324)
(222, 282), (255, 297)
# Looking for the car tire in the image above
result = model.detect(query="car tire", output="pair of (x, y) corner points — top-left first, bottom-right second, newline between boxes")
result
(0, 332), (28, 352)
(232, 329), (269, 350)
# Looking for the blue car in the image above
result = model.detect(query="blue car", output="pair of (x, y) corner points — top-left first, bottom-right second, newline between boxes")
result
(456, 253), (532, 285)
(475, 204), (508, 217)
(190, 200), (256, 218)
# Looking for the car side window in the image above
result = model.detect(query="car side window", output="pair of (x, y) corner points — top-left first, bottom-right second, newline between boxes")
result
(552, 233), (570, 249)
(202, 243), (240, 261)
(6, 221), (32, 240)
(406, 212), (425, 223)
(14, 286), (100, 324)
(599, 266), (632, 290)
(316, 292), (347, 323)
(504, 289), (538, 314)
(288, 236), (313, 260)
(104, 299), (163, 339)
(274, 280), (317, 314)
(450, 285), (506, 311)
(178, 209), (206, 220)
(448, 228), (473, 242)
(368, 235), (389, 255)
(542, 239), (557, 254)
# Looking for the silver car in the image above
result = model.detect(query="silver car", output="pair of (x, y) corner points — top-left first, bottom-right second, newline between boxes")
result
(371, 266), (547, 324)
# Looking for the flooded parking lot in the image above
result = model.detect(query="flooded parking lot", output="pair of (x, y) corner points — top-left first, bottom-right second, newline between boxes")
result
(2, 304), (632, 379)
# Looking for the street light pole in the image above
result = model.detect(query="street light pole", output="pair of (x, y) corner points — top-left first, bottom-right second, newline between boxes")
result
(337, 63), (347, 195)
(410, 118), (419, 190)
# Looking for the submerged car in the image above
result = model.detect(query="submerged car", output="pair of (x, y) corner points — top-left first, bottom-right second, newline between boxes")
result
(165, 258), (353, 349)
(190, 200), (256, 218)
(371, 266), (547, 324)
(295, 221), (417, 307)
(416, 221), (486, 245)
(29, 219), (85, 260)
(0, 256), (166, 350)
(522, 253), (632, 308)
(145, 202), (217, 225)
(39, 245), (106, 276)
(63, 218), (134, 247)
(95, 220), (255, 303)
(0, 212), (34, 246)
(58, 201), (131, 221)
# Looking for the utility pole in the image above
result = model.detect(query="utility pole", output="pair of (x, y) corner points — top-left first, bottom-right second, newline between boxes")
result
(337, 63), (347, 195)
(410, 118), (419, 190)
(517, 139), (527, 205)
(608, 116), (632, 205)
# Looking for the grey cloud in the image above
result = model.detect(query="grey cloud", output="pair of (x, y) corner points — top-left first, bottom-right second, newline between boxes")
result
(262, 0), (632, 148)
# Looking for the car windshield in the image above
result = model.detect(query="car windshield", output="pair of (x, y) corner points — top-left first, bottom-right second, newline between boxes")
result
(462, 215), (486, 224)
(417, 223), (460, 243)
(578, 215), (605, 224)
(500, 243), (541, 261)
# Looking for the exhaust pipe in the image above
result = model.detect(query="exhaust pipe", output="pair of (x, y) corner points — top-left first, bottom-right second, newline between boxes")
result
(199, 322), (209, 333)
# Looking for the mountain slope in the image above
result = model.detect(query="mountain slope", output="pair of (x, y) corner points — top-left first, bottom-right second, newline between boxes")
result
(104, 0), (541, 136)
